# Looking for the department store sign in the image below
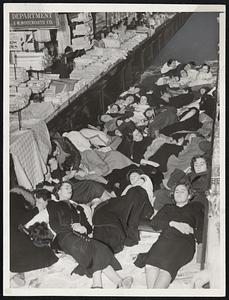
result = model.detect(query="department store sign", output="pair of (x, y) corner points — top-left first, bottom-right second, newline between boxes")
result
(10, 13), (59, 30)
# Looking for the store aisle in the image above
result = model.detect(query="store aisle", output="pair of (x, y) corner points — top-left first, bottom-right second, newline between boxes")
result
(153, 12), (219, 65)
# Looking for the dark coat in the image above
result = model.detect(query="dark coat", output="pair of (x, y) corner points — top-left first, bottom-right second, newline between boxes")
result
(10, 189), (58, 273)
(93, 186), (154, 253)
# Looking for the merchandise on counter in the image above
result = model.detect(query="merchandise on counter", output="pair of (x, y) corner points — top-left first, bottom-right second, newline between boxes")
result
(10, 65), (29, 83)
(15, 51), (51, 71)
(27, 78), (48, 94)
(102, 35), (121, 48)
(69, 12), (92, 23)
(33, 30), (51, 43)
(73, 23), (92, 36)
(38, 73), (60, 80)
(10, 93), (30, 113)
(72, 36), (92, 51)
(57, 14), (71, 54)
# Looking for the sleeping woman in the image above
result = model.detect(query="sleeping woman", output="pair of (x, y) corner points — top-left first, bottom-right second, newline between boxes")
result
(26, 184), (134, 289)
(93, 169), (155, 254)
(134, 182), (204, 288)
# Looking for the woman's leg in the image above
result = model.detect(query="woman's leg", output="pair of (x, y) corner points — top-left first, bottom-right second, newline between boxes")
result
(92, 270), (103, 288)
(102, 265), (122, 285)
(145, 265), (160, 288)
(102, 265), (133, 288)
(154, 269), (172, 289)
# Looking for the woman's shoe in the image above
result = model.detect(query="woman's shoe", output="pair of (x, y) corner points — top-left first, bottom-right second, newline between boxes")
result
(117, 276), (133, 289)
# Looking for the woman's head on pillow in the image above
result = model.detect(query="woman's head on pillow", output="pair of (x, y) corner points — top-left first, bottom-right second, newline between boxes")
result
(199, 86), (211, 95)
(144, 107), (155, 119)
(132, 128), (144, 142)
(109, 104), (121, 114)
(100, 114), (114, 123)
(127, 168), (145, 185)
(190, 155), (209, 174)
(167, 58), (177, 69)
(184, 61), (196, 71)
(200, 63), (211, 73)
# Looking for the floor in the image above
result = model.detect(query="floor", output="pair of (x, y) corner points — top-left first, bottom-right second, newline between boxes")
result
(10, 231), (200, 290)
(153, 12), (219, 65)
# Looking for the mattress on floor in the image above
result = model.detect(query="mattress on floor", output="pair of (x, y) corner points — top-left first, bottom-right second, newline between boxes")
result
(10, 230), (199, 290)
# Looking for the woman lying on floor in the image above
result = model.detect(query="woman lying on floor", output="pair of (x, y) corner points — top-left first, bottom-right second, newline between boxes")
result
(153, 154), (210, 212)
(25, 184), (133, 289)
(92, 169), (155, 254)
(39, 135), (116, 205)
(134, 182), (204, 288)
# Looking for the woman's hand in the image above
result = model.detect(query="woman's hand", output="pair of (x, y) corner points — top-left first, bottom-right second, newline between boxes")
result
(63, 170), (76, 181)
(71, 223), (87, 234)
(169, 221), (194, 234)
(36, 200), (47, 212)
(76, 170), (87, 177)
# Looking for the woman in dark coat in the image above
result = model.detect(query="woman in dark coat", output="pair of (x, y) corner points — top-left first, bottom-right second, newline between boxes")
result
(134, 182), (204, 288)
(33, 183), (133, 288)
(153, 154), (210, 212)
(93, 171), (154, 254)
(160, 107), (202, 137)
(10, 187), (58, 274)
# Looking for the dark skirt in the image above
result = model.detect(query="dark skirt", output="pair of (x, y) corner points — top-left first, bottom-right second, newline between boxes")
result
(57, 230), (122, 278)
(134, 234), (195, 282)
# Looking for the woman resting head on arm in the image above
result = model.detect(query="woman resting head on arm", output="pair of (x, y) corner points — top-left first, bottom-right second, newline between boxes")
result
(134, 181), (204, 288)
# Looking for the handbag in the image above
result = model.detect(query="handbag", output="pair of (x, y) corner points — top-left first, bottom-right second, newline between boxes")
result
(18, 222), (54, 248)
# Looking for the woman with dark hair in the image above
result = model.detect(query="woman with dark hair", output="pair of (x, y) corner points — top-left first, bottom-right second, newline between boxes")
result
(93, 170), (155, 253)
(148, 106), (178, 138)
(29, 183), (133, 289)
(134, 182), (204, 288)
(193, 64), (215, 85)
(184, 62), (198, 81)
(51, 136), (82, 172)
(199, 92), (217, 120)
(162, 87), (195, 109)
(160, 58), (181, 77)
(153, 154), (210, 212)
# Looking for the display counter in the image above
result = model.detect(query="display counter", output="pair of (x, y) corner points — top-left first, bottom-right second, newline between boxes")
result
(44, 12), (191, 134)
(10, 12), (191, 136)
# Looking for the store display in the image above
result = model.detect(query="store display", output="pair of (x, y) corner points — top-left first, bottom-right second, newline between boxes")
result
(33, 29), (51, 42)
(9, 12), (178, 123)
(15, 52), (48, 71)
(72, 36), (92, 50)
(56, 14), (71, 55)
(10, 65), (29, 83)
(10, 94), (30, 113)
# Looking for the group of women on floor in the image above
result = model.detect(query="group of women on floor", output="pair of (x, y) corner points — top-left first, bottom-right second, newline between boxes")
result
(10, 57), (216, 289)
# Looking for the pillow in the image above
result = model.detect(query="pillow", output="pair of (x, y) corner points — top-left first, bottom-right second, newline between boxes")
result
(80, 128), (110, 147)
(62, 131), (91, 152)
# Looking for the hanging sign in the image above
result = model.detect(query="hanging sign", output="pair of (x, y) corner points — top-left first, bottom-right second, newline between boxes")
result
(10, 12), (59, 30)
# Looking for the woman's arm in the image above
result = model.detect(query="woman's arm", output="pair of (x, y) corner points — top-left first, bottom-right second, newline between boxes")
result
(179, 108), (197, 122)
(75, 204), (93, 235)
(140, 158), (160, 168)
(169, 221), (194, 234)
(150, 205), (171, 231)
